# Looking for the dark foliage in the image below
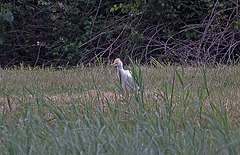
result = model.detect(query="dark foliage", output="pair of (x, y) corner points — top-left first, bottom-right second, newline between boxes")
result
(0, 0), (240, 67)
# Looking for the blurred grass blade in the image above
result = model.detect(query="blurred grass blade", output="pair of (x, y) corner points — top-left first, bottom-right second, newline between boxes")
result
(175, 68), (184, 87)
(202, 66), (210, 96)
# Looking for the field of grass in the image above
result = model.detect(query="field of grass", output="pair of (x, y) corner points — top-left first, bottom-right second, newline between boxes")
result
(0, 64), (240, 154)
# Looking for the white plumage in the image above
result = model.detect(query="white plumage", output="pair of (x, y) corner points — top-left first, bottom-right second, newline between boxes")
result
(110, 58), (139, 92)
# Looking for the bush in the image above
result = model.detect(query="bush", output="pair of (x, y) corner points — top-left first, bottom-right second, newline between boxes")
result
(0, 0), (239, 67)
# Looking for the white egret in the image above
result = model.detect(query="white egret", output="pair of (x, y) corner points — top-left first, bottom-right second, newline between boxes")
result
(110, 58), (139, 93)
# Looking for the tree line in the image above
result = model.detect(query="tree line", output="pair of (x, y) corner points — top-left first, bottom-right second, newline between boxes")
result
(0, 0), (240, 67)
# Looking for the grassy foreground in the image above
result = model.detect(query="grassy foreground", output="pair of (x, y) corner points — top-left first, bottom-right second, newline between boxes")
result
(0, 64), (240, 154)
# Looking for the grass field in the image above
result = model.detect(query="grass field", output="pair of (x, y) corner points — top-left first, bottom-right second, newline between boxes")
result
(0, 64), (240, 154)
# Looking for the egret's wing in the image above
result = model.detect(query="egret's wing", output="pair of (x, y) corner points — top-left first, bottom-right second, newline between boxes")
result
(126, 70), (140, 91)
(125, 70), (135, 87)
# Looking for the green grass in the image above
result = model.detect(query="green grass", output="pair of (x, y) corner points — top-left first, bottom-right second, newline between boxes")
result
(0, 64), (240, 154)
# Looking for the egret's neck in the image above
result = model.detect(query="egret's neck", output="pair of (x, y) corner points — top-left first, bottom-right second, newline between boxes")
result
(117, 65), (124, 73)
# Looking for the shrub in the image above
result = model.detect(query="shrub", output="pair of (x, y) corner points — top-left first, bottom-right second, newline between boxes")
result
(0, 0), (239, 67)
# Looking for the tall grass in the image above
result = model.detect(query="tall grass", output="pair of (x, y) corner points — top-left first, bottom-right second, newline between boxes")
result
(0, 64), (240, 154)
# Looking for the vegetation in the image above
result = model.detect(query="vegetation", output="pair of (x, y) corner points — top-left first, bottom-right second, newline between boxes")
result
(0, 62), (240, 154)
(1, 0), (240, 66)
(1, 1), (240, 153)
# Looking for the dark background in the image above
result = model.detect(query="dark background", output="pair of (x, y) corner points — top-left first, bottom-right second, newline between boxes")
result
(1, 0), (239, 67)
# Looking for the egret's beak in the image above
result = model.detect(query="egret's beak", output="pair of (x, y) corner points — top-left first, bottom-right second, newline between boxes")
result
(110, 63), (116, 66)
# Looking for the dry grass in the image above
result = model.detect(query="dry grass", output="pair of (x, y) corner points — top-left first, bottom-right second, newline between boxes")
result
(1, 65), (240, 124)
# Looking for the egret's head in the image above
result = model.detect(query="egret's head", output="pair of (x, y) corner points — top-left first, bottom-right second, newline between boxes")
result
(110, 58), (123, 67)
